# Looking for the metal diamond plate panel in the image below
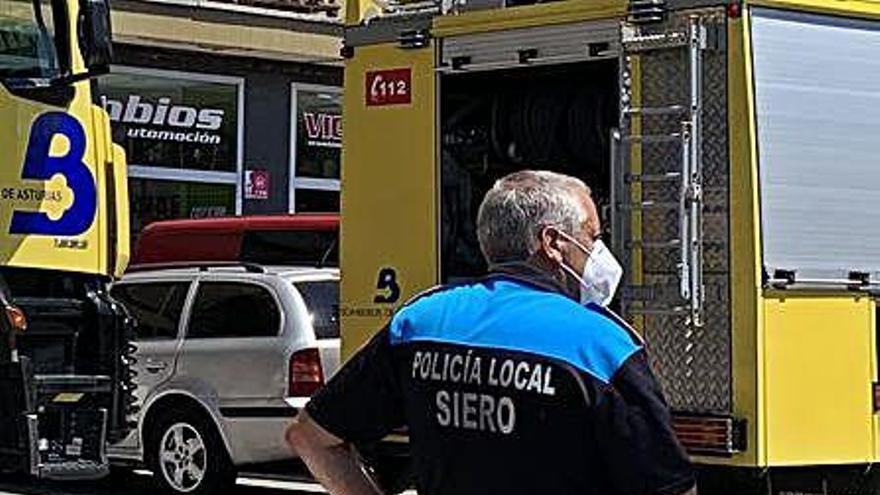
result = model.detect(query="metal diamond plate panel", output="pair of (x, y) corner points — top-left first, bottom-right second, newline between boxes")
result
(620, 10), (731, 413)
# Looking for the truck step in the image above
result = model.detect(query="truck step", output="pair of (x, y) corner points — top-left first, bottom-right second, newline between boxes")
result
(37, 459), (109, 481)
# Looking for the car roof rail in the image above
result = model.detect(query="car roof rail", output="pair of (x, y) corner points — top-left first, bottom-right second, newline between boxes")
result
(126, 261), (267, 274)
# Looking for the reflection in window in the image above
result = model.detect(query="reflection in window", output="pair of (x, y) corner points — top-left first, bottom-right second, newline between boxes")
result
(97, 72), (240, 173)
(112, 283), (189, 340)
(294, 189), (339, 213)
(187, 282), (280, 339)
(294, 281), (339, 339)
(0, 0), (61, 81)
(294, 88), (341, 181)
(241, 230), (338, 267)
(129, 177), (236, 245)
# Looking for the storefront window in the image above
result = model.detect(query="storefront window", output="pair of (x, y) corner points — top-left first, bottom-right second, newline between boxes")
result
(293, 188), (339, 213)
(130, 178), (236, 244)
(291, 84), (341, 212)
(97, 67), (243, 239)
(98, 70), (241, 173)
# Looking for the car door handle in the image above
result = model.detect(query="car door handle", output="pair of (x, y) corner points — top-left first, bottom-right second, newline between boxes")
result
(145, 361), (168, 374)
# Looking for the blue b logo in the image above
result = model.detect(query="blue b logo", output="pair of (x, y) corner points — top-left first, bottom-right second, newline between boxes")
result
(10, 112), (97, 236)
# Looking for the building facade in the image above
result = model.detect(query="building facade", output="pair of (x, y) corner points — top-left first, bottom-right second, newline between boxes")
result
(102, 0), (343, 241)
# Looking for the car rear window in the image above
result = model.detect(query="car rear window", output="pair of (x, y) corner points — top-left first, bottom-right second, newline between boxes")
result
(294, 281), (339, 339)
(187, 282), (281, 339)
(241, 230), (338, 267)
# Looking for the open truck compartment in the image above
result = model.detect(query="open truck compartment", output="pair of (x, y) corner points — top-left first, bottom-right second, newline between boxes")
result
(0, 268), (136, 479)
(438, 9), (732, 417)
(440, 60), (619, 279)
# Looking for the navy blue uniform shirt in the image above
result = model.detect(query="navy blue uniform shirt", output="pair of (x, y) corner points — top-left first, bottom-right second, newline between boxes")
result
(306, 264), (694, 495)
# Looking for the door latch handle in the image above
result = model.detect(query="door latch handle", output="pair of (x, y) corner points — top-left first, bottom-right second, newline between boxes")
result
(145, 361), (167, 373)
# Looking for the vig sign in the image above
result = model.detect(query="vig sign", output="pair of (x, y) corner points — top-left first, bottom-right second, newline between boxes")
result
(303, 112), (342, 148)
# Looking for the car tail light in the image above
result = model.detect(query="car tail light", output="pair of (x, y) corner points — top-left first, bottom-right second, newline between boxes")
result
(288, 348), (324, 397)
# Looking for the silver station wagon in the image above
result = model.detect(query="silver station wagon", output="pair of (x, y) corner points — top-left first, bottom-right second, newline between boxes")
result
(107, 263), (339, 495)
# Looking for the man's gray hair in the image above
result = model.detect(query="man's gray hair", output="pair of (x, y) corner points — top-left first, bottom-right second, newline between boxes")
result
(476, 170), (591, 265)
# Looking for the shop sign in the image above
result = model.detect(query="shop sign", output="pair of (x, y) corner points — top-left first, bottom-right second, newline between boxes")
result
(97, 70), (240, 173)
(303, 112), (342, 148)
(294, 87), (342, 181)
(245, 169), (270, 200)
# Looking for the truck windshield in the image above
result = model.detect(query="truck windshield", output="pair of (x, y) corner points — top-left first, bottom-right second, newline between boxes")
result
(0, 0), (62, 81)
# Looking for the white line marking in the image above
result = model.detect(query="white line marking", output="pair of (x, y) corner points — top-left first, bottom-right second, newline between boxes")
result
(237, 477), (327, 492)
(129, 468), (418, 494)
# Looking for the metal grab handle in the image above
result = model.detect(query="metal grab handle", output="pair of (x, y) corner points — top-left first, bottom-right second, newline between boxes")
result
(679, 121), (692, 303)
(686, 17), (706, 327)
(610, 129), (623, 256)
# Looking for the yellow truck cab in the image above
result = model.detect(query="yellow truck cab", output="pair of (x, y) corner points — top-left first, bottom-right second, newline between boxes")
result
(340, 0), (880, 491)
(0, 0), (134, 480)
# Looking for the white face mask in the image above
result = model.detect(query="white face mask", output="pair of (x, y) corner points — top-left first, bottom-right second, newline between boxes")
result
(557, 233), (623, 307)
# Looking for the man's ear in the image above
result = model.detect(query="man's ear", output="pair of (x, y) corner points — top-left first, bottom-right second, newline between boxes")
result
(539, 226), (565, 264)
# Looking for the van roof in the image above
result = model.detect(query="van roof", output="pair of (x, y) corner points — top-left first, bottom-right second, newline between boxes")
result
(121, 264), (339, 281)
(139, 214), (339, 235)
(131, 214), (339, 267)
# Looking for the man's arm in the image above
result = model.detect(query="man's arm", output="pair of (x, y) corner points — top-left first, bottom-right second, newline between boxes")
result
(285, 410), (383, 495)
(284, 327), (405, 494)
(595, 349), (698, 495)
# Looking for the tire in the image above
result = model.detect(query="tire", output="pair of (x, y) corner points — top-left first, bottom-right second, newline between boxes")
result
(146, 408), (236, 495)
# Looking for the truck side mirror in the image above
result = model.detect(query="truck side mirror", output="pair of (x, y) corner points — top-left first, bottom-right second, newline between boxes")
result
(78, 0), (112, 74)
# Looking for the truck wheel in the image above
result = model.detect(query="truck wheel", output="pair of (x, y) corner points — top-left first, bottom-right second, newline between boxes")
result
(147, 409), (236, 495)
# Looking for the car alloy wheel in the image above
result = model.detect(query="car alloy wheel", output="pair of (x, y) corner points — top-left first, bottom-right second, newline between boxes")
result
(158, 422), (207, 493)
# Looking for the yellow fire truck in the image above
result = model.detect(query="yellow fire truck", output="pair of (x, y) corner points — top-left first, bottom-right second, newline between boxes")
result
(340, 0), (880, 491)
(0, 0), (134, 479)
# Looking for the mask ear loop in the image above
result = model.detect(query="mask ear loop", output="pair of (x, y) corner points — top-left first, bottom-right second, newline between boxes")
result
(550, 227), (593, 294)
(554, 228), (593, 258)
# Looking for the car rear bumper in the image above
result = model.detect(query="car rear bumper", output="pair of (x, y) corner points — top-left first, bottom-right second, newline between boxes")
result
(219, 401), (303, 465)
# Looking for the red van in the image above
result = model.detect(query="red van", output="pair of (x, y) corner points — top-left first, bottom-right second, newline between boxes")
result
(130, 214), (339, 268)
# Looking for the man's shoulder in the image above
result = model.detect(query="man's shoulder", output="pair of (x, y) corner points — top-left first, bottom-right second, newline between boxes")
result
(389, 279), (641, 384)
(518, 297), (643, 383)
(388, 281), (487, 338)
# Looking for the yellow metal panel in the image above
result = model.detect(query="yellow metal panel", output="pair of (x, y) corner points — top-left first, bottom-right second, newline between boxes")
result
(0, 0), (123, 276)
(432, 0), (626, 36)
(721, 13), (764, 468)
(874, 300), (880, 462)
(112, 143), (131, 278)
(340, 42), (437, 360)
(763, 295), (874, 465)
(0, 84), (108, 275)
(747, 0), (880, 19)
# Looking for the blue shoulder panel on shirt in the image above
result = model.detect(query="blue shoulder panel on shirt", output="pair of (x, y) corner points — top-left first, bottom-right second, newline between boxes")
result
(388, 278), (641, 383)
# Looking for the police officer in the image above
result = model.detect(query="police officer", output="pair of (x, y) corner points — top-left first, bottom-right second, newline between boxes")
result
(285, 170), (696, 495)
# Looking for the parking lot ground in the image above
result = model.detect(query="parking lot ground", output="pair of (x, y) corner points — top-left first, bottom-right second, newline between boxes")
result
(0, 469), (327, 495)
(0, 467), (418, 495)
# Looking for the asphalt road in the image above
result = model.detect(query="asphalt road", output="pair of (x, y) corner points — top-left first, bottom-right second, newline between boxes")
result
(0, 469), (419, 495)
(0, 470), (329, 495)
